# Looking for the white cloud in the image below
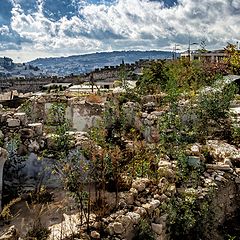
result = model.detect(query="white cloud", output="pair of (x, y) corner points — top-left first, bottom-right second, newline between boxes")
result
(4, 0), (240, 61)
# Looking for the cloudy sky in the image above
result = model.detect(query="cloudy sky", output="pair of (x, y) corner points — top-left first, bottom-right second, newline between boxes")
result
(0, 0), (239, 62)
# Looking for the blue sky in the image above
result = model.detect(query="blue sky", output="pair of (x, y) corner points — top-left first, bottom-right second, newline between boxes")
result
(0, 0), (239, 62)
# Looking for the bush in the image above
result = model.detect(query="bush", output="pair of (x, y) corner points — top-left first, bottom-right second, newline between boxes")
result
(25, 220), (51, 240)
(133, 219), (155, 240)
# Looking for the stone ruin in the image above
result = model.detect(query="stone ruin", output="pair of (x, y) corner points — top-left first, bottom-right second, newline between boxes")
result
(0, 93), (240, 239)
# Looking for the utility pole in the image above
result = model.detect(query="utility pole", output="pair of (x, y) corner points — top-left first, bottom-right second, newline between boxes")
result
(188, 39), (198, 61)
(173, 44), (180, 60)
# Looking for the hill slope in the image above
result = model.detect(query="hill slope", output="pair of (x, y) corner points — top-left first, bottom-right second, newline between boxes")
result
(29, 50), (173, 76)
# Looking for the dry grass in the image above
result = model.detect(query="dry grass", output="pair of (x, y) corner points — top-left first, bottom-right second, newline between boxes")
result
(86, 94), (104, 104)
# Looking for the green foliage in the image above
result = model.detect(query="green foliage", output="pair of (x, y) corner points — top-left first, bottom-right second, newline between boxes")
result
(47, 102), (71, 154)
(0, 197), (21, 223)
(167, 190), (211, 239)
(25, 220), (51, 240)
(3, 134), (27, 203)
(133, 219), (155, 240)
(19, 100), (33, 120)
(224, 43), (240, 74)
(59, 149), (92, 226)
(197, 81), (237, 121)
(137, 58), (227, 96)
(28, 187), (54, 204)
(137, 60), (169, 94)
(230, 122), (240, 146)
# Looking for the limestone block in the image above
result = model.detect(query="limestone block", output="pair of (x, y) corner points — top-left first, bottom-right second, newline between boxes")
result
(150, 199), (160, 209)
(7, 118), (20, 127)
(19, 128), (34, 139)
(151, 223), (163, 235)
(116, 215), (132, 230)
(0, 130), (3, 139)
(132, 178), (150, 192)
(133, 207), (147, 217)
(190, 144), (200, 155)
(28, 123), (43, 136)
(142, 203), (154, 214)
(90, 231), (100, 239)
(126, 212), (141, 225)
(14, 112), (27, 126)
(206, 164), (232, 171)
(112, 222), (125, 234)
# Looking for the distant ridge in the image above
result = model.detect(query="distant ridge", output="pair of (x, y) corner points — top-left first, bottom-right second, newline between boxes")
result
(28, 50), (173, 76)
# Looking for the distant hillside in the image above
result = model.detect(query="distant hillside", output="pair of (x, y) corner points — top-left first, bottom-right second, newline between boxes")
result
(28, 50), (173, 76)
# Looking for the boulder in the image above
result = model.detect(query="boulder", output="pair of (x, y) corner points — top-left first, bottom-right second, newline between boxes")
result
(126, 212), (141, 225)
(19, 128), (34, 139)
(28, 140), (40, 152)
(90, 231), (100, 239)
(132, 178), (150, 192)
(112, 222), (125, 234)
(14, 112), (27, 126)
(7, 118), (20, 127)
(0, 226), (19, 240)
(151, 223), (163, 235)
(28, 123), (43, 136)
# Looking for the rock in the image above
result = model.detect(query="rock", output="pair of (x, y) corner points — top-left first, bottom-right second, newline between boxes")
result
(17, 144), (28, 156)
(160, 194), (168, 201)
(159, 214), (168, 225)
(154, 194), (161, 200)
(0, 130), (3, 140)
(142, 203), (154, 214)
(158, 167), (175, 180)
(116, 215), (132, 229)
(158, 160), (172, 168)
(142, 112), (148, 118)
(14, 112), (27, 125)
(0, 226), (19, 240)
(132, 178), (150, 192)
(7, 118), (20, 127)
(19, 128), (34, 139)
(215, 175), (227, 182)
(112, 222), (125, 234)
(28, 140), (40, 152)
(125, 192), (135, 205)
(151, 223), (163, 235)
(224, 158), (233, 167)
(133, 207), (147, 217)
(167, 184), (176, 195)
(235, 178), (240, 184)
(190, 144), (200, 155)
(126, 212), (141, 225)
(150, 199), (160, 209)
(93, 221), (101, 230)
(129, 187), (138, 196)
(118, 200), (127, 209)
(90, 231), (100, 239)
(206, 164), (232, 171)
(28, 123), (43, 136)
(107, 223), (115, 235)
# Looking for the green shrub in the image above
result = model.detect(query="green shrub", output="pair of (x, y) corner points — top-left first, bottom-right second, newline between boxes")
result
(133, 219), (155, 240)
(25, 220), (51, 240)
